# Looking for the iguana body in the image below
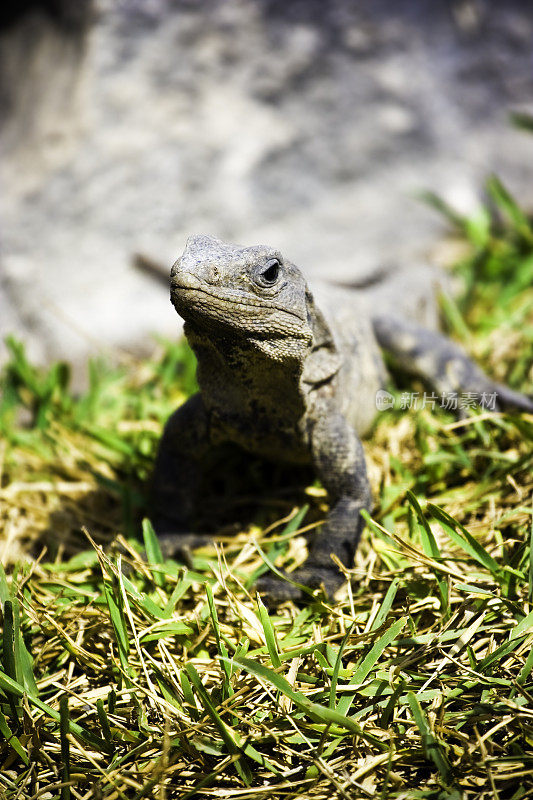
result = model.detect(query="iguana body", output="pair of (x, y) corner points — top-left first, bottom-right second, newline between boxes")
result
(152, 235), (533, 602)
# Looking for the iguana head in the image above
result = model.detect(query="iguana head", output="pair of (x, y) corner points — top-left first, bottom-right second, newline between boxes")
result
(170, 235), (313, 355)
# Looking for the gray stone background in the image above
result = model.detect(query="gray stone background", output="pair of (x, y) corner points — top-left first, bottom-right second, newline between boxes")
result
(1, 0), (532, 379)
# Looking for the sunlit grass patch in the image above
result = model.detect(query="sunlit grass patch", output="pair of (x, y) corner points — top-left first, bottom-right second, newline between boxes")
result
(0, 186), (532, 797)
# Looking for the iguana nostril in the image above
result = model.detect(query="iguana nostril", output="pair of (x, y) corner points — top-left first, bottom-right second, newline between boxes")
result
(208, 265), (221, 284)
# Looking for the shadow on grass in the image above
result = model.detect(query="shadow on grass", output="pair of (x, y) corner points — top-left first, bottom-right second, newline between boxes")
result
(35, 446), (321, 567)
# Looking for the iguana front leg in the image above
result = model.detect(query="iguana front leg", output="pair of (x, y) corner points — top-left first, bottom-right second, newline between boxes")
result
(150, 394), (213, 559)
(258, 408), (371, 603)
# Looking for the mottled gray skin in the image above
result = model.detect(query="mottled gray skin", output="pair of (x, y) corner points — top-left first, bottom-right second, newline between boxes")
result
(151, 235), (533, 603)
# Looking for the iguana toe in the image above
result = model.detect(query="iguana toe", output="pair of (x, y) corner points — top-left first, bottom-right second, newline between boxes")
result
(257, 566), (346, 605)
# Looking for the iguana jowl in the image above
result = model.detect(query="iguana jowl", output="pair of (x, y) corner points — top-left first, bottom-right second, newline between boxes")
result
(151, 234), (533, 602)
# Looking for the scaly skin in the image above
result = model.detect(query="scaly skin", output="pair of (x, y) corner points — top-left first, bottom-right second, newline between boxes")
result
(151, 234), (533, 603)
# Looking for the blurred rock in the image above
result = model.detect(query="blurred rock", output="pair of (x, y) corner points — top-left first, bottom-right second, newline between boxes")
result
(1, 0), (532, 377)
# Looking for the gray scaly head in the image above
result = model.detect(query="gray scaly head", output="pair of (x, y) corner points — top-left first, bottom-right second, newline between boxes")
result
(170, 234), (313, 363)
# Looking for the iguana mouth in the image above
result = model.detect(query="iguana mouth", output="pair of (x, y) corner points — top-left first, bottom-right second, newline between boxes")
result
(171, 277), (306, 322)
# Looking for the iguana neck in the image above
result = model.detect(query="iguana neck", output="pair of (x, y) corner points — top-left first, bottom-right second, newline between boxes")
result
(185, 322), (308, 423)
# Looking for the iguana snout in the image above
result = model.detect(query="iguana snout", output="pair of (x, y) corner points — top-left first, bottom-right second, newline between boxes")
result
(170, 235), (312, 343)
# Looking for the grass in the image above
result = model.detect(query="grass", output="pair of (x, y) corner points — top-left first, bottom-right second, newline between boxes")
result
(0, 177), (532, 799)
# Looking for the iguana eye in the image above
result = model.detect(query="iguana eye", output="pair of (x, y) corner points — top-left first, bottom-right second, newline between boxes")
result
(256, 258), (281, 287)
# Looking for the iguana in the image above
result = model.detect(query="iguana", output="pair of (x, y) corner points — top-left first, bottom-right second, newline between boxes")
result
(151, 234), (533, 602)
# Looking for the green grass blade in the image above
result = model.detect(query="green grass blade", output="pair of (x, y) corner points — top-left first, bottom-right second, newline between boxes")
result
(102, 577), (131, 680)
(516, 646), (533, 687)
(1, 600), (20, 721)
(529, 501), (533, 605)
(380, 680), (405, 730)
(510, 609), (533, 640)
(139, 622), (194, 643)
(228, 655), (388, 749)
(407, 492), (441, 559)
(2, 601), (16, 681)
(96, 698), (115, 754)
(0, 705), (29, 765)
(477, 634), (528, 674)
(60, 694), (71, 800)
(10, 598), (23, 686)
(162, 576), (193, 617)
(417, 190), (467, 232)
(257, 595), (281, 670)
(185, 663), (252, 785)
(206, 584), (232, 689)
(439, 292), (473, 341)
(0, 564), (12, 604)
(407, 691), (451, 782)
(282, 504), (310, 534)
(370, 579), (400, 632)
(351, 617), (406, 685)
(180, 669), (199, 720)
(0, 667), (107, 749)
(252, 542), (314, 598)
(142, 518), (164, 587)
(248, 504), (309, 583)
(335, 617), (406, 717)
(329, 622), (355, 709)
(428, 504), (501, 575)
(13, 606), (38, 696)
(487, 174), (533, 240)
